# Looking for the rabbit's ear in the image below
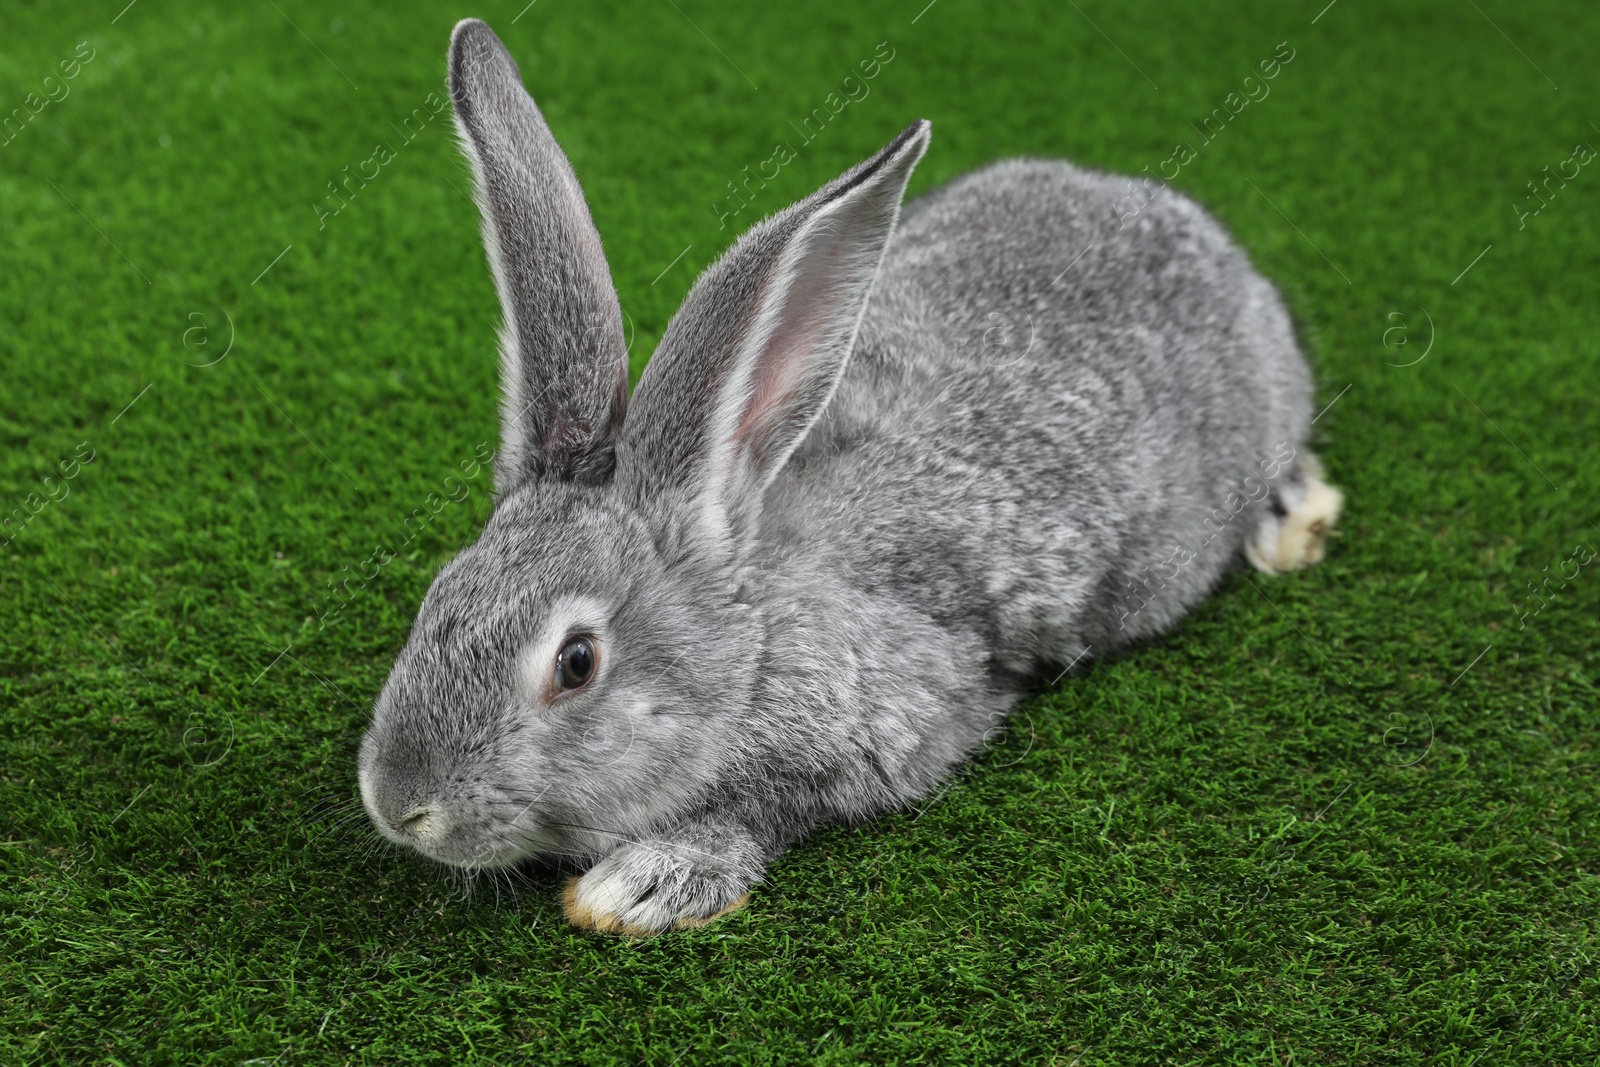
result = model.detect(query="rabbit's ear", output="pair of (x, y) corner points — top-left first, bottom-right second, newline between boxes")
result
(619, 120), (930, 543)
(449, 19), (628, 491)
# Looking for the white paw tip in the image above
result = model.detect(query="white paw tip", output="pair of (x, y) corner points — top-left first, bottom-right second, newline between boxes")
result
(1249, 479), (1344, 574)
(562, 875), (750, 937)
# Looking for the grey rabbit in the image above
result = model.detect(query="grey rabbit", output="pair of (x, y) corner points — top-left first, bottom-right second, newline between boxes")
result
(357, 18), (1344, 934)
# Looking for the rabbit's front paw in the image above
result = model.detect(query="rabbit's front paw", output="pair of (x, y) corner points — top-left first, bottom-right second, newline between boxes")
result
(1247, 455), (1345, 573)
(561, 825), (762, 935)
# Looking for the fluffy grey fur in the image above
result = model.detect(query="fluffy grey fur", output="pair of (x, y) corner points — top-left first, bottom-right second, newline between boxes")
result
(357, 18), (1337, 934)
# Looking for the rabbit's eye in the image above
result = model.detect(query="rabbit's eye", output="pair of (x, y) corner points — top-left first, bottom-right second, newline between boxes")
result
(554, 636), (598, 691)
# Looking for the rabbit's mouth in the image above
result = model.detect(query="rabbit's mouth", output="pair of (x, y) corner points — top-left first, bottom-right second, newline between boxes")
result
(428, 835), (548, 871)
(382, 811), (558, 872)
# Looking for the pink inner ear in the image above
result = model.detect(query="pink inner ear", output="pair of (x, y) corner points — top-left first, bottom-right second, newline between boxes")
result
(730, 242), (853, 453)
(733, 304), (825, 447)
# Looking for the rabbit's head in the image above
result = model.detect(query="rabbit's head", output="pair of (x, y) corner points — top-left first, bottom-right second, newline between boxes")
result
(358, 19), (928, 869)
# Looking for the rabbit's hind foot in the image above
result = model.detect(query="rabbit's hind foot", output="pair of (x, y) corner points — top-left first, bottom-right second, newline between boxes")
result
(1245, 456), (1344, 574)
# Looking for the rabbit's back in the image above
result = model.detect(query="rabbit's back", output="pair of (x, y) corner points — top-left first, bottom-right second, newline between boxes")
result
(764, 159), (1313, 677)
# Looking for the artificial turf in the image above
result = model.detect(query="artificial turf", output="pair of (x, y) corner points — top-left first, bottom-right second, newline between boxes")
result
(3, 0), (1598, 1062)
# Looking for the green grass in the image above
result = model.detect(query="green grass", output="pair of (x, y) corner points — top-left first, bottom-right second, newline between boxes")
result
(3, 0), (1598, 1062)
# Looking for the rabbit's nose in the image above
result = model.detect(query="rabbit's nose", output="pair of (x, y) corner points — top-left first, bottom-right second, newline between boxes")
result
(397, 805), (446, 841)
